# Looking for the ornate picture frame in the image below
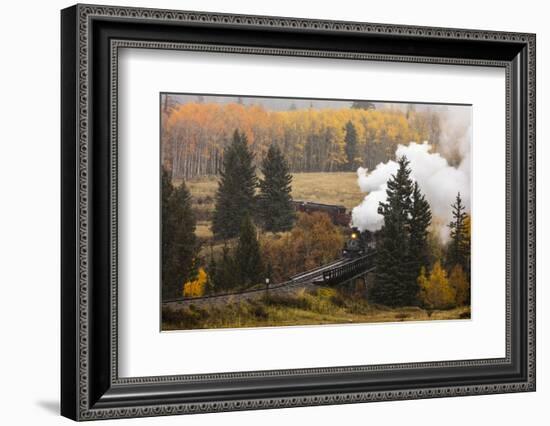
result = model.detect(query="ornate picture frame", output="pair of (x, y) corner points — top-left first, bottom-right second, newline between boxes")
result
(61, 4), (535, 420)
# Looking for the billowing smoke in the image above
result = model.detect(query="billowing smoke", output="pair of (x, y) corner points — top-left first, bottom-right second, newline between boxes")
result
(351, 109), (471, 242)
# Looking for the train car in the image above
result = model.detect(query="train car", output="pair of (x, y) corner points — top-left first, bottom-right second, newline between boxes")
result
(292, 200), (351, 227)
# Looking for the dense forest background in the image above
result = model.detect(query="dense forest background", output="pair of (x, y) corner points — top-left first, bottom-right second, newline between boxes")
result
(161, 97), (450, 180)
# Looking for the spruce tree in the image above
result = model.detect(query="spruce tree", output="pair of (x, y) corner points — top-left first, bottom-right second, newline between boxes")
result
(216, 243), (238, 292)
(344, 120), (359, 171)
(161, 167), (174, 274)
(370, 156), (415, 307)
(257, 144), (295, 232)
(448, 192), (469, 273)
(205, 245), (217, 295)
(382, 156), (414, 218)
(408, 181), (432, 278)
(212, 129), (257, 239)
(234, 214), (264, 288)
(161, 168), (198, 301)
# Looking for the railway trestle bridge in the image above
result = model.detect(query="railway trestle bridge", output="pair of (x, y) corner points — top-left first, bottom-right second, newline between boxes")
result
(163, 252), (376, 309)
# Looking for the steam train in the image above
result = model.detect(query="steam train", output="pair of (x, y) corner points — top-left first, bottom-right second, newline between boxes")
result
(342, 227), (366, 258)
(342, 227), (377, 258)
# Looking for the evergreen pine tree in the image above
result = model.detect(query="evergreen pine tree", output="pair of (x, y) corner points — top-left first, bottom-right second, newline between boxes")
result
(257, 144), (295, 232)
(370, 156), (415, 307)
(219, 243), (238, 291)
(161, 168), (198, 301)
(463, 214), (471, 277)
(161, 167), (174, 279)
(212, 129), (257, 239)
(205, 245), (217, 295)
(408, 181), (432, 278)
(344, 120), (359, 171)
(208, 243), (238, 292)
(234, 214), (264, 288)
(448, 192), (469, 273)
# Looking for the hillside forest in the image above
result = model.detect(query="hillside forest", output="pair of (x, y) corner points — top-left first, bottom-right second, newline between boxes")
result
(160, 95), (471, 330)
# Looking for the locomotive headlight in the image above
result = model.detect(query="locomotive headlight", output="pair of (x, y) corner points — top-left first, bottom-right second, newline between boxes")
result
(351, 233), (358, 239)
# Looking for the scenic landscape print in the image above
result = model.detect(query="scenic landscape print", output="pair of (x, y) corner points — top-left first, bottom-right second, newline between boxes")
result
(160, 94), (472, 331)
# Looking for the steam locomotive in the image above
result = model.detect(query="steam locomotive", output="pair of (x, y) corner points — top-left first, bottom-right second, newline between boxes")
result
(342, 227), (376, 258)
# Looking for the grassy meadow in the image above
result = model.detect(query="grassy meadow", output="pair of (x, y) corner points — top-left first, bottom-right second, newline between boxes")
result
(290, 172), (364, 209)
(162, 286), (471, 331)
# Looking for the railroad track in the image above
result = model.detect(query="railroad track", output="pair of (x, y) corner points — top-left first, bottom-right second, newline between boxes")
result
(162, 253), (376, 309)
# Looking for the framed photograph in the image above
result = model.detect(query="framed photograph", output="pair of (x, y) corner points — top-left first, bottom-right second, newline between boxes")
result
(61, 4), (536, 421)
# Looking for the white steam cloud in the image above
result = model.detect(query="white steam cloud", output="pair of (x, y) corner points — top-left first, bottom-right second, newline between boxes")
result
(351, 108), (471, 242)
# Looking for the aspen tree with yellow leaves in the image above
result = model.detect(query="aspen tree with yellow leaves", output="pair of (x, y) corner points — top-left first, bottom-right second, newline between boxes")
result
(161, 100), (439, 179)
(418, 261), (457, 310)
(449, 264), (470, 306)
(183, 268), (209, 298)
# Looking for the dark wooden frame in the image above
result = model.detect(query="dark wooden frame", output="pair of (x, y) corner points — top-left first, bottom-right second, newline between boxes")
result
(61, 4), (536, 421)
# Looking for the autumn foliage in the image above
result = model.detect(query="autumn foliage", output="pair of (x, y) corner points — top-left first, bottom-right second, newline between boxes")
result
(417, 261), (457, 310)
(449, 264), (470, 306)
(261, 212), (344, 283)
(160, 99), (471, 317)
(162, 102), (441, 179)
(183, 267), (208, 298)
